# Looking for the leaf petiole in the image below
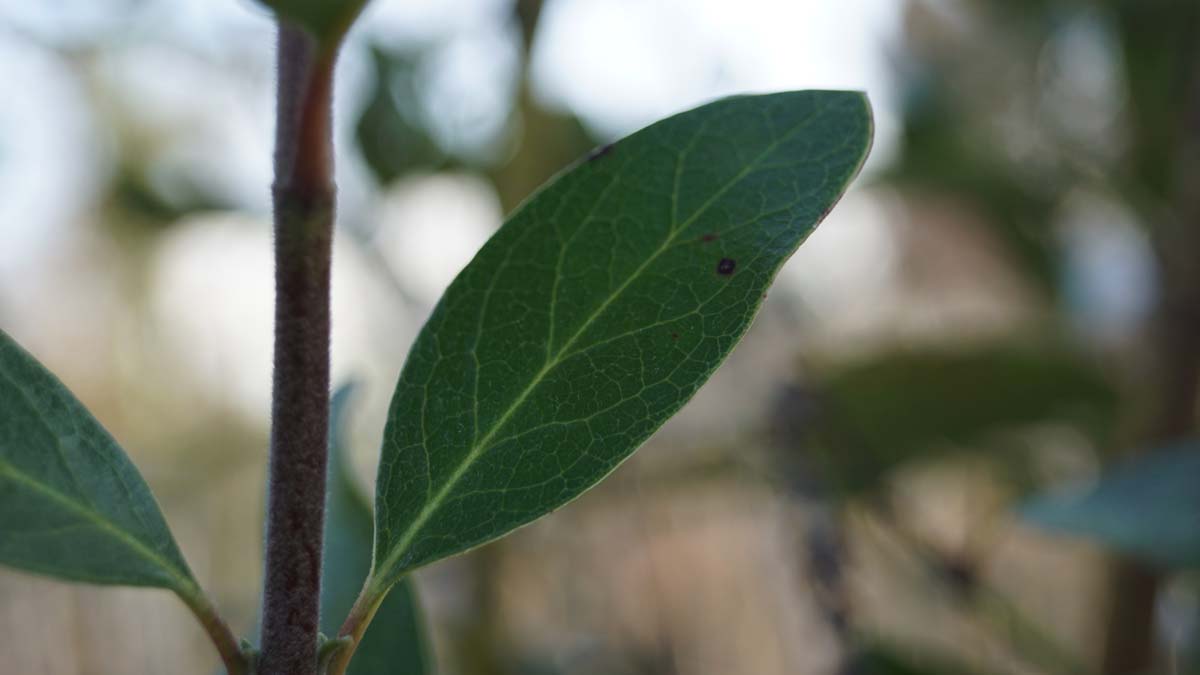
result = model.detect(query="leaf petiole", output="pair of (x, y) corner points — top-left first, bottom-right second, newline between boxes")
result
(178, 585), (253, 675)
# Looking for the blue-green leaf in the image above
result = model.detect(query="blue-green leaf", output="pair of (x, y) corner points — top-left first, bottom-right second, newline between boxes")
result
(370, 91), (873, 593)
(0, 330), (198, 592)
(1020, 442), (1200, 568)
(323, 385), (433, 675)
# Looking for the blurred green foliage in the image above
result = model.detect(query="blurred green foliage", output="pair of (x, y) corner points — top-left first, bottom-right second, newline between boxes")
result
(773, 1), (1200, 672)
(794, 341), (1119, 497)
(851, 642), (996, 675)
(355, 45), (443, 185)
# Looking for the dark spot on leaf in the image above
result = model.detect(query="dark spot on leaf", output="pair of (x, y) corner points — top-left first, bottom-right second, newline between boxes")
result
(671, 332), (679, 340)
(716, 258), (737, 276)
(700, 233), (719, 243)
(587, 143), (614, 162)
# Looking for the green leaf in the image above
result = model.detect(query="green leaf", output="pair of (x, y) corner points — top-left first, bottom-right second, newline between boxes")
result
(1019, 442), (1200, 569)
(881, 84), (1061, 292)
(354, 45), (442, 185)
(0, 330), (197, 592)
(799, 341), (1118, 496)
(256, 0), (369, 46)
(323, 385), (433, 675)
(370, 90), (873, 591)
(852, 641), (1005, 675)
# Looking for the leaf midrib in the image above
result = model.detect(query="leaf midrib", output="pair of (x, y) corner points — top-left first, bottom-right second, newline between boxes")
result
(0, 350), (193, 592)
(374, 101), (830, 584)
(0, 458), (193, 590)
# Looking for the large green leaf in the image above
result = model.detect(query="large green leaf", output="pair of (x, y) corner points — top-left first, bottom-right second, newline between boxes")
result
(0, 330), (197, 592)
(370, 91), (873, 591)
(323, 385), (433, 675)
(1020, 442), (1200, 568)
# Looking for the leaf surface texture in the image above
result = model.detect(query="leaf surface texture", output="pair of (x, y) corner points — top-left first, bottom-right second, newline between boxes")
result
(373, 91), (874, 587)
(0, 331), (195, 591)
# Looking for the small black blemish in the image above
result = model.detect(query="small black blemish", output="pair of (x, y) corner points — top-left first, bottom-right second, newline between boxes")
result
(700, 233), (719, 243)
(587, 143), (614, 162)
(716, 258), (737, 276)
(671, 332), (680, 341)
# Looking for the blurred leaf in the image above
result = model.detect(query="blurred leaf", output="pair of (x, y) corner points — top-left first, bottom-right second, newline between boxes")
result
(355, 46), (442, 185)
(851, 641), (998, 675)
(489, 90), (595, 213)
(322, 385), (433, 675)
(0, 330), (198, 593)
(802, 342), (1118, 496)
(882, 81), (1060, 291)
(256, 0), (369, 45)
(369, 91), (874, 592)
(1106, 0), (1200, 202)
(106, 162), (233, 236)
(1020, 442), (1200, 568)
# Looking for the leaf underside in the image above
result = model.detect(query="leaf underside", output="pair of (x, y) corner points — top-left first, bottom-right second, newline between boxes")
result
(1020, 442), (1200, 569)
(0, 331), (195, 591)
(372, 90), (874, 590)
(322, 385), (432, 675)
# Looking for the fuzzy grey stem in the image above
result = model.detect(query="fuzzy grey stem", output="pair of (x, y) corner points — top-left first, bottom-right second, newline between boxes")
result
(259, 21), (337, 675)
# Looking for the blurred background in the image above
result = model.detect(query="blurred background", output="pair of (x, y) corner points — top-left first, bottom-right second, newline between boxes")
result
(1, 0), (1198, 673)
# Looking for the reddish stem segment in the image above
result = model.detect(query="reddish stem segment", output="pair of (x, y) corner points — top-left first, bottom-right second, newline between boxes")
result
(259, 22), (338, 675)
